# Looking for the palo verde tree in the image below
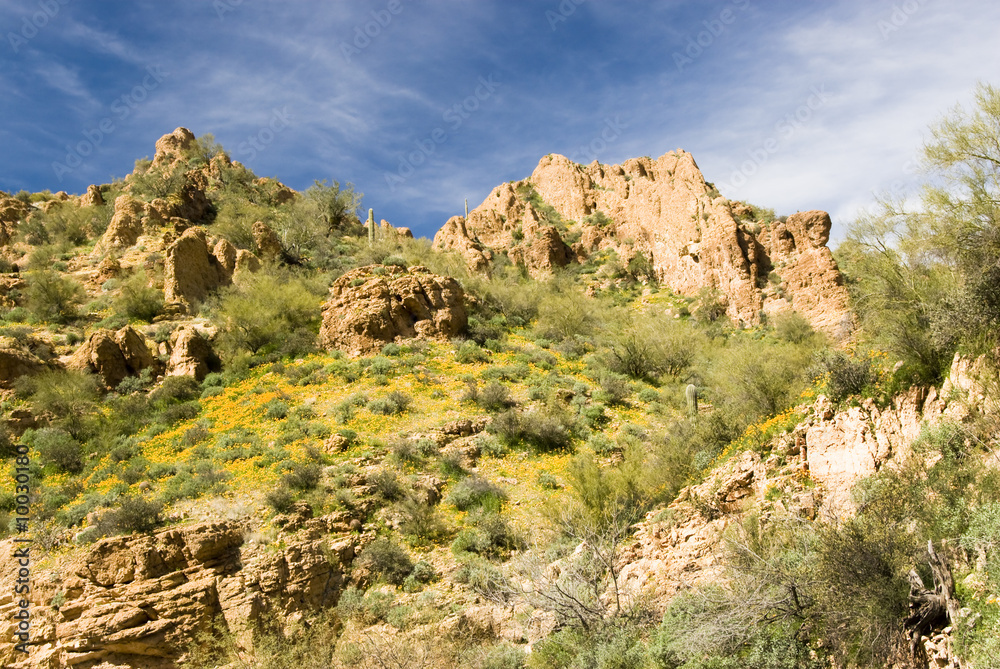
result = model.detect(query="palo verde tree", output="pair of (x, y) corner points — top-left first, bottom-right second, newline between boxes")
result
(838, 82), (1000, 385)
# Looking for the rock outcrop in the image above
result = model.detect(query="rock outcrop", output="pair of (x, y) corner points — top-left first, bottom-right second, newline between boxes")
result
(319, 265), (467, 356)
(0, 520), (353, 668)
(163, 228), (230, 311)
(150, 127), (197, 169)
(251, 220), (282, 259)
(98, 195), (147, 250)
(436, 152), (853, 337)
(79, 184), (105, 207)
(165, 326), (220, 381)
(67, 326), (159, 388)
(0, 344), (47, 388)
(433, 216), (493, 274)
(0, 195), (29, 246)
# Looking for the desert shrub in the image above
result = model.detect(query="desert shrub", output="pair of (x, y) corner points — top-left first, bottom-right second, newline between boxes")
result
(160, 461), (230, 503)
(534, 289), (603, 342)
(370, 469), (405, 502)
(31, 427), (83, 474)
(451, 510), (524, 560)
(211, 268), (325, 360)
(368, 391), (412, 415)
(265, 486), (295, 513)
(595, 373), (632, 406)
(447, 476), (507, 512)
(708, 338), (813, 422)
(18, 370), (100, 440)
(282, 462), (321, 490)
(481, 363), (531, 382)
(478, 381), (515, 412)
(395, 498), (450, 545)
(356, 536), (414, 585)
(112, 270), (163, 322)
(96, 496), (163, 536)
(602, 310), (699, 381)
(810, 350), (877, 403)
(25, 269), (84, 323)
(264, 399), (289, 420)
(334, 392), (368, 422)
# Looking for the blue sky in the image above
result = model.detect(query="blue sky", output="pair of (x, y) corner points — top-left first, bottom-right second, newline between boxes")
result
(1, 0), (998, 241)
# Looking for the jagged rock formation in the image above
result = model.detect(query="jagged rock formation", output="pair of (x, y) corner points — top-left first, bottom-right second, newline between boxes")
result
(319, 265), (467, 356)
(251, 220), (282, 259)
(0, 344), (47, 388)
(433, 216), (493, 273)
(435, 152), (853, 338)
(163, 228), (231, 311)
(165, 326), (220, 381)
(0, 196), (29, 247)
(67, 326), (160, 388)
(0, 520), (354, 668)
(150, 127), (197, 169)
(79, 184), (105, 208)
(98, 195), (148, 251)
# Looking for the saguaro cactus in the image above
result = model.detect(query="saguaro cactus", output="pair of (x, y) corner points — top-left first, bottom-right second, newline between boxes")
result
(367, 208), (374, 246)
(465, 198), (469, 219)
(685, 384), (699, 416)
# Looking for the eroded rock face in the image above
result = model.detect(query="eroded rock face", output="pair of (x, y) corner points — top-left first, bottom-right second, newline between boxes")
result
(252, 220), (282, 259)
(165, 326), (220, 381)
(151, 127), (197, 169)
(80, 184), (105, 207)
(98, 195), (147, 250)
(67, 326), (159, 388)
(0, 521), (352, 668)
(319, 265), (467, 356)
(163, 228), (230, 311)
(0, 196), (29, 246)
(438, 152), (853, 337)
(0, 346), (47, 389)
(432, 216), (493, 273)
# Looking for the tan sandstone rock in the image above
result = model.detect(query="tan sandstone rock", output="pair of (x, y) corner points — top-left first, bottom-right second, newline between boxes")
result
(165, 326), (219, 381)
(67, 326), (159, 388)
(319, 265), (467, 356)
(252, 220), (282, 259)
(439, 152), (853, 338)
(150, 127), (197, 169)
(163, 228), (230, 311)
(80, 184), (105, 207)
(0, 196), (29, 247)
(99, 195), (146, 250)
(432, 216), (493, 274)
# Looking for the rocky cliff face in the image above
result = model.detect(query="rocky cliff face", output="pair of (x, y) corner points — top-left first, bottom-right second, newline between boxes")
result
(434, 152), (853, 338)
(0, 519), (355, 668)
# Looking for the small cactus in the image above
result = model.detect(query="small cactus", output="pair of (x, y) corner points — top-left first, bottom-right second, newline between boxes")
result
(367, 208), (374, 246)
(685, 384), (698, 416)
(465, 198), (469, 219)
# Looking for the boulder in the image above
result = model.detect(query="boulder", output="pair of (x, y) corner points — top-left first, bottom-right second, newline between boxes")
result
(67, 326), (158, 388)
(234, 249), (261, 274)
(510, 225), (573, 277)
(98, 195), (146, 250)
(213, 238), (237, 276)
(165, 326), (219, 381)
(0, 196), (29, 246)
(252, 220), (282, 259)
(0, 346), (46, 388)
(319, 265), (467, 356)
(163, 228), (230, 311)
(150, 127), (197, 169)
(80, 184), (105, 207)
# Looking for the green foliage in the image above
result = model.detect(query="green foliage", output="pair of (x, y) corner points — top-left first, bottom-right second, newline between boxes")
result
(809, 350), (878, 403)
(368, 390), (412, 415)
(211, 267), (325, 360)
(31, 427), (83, 473)
(446, 476), (507, 512)
(25, 268), (84, 323)
(111, 270), (163, 322)
(355, 536), (414, 585)
(95, 496), (163, 536)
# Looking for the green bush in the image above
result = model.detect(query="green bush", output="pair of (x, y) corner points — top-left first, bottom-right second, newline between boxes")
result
(368, 391), (412, 415)
(446, 476), (507, 512)
(112, 270), (164, 322)
(96, 496), (163, 536)
(25, 269), (84, 323)
(478, 381), (515, 412)
(32, 427), (83, 473)
(355, 536), (414, 585)
(283, 462), (321, 490)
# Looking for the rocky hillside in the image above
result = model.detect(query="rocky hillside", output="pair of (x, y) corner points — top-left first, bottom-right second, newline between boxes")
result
(434, 151), (853, 339)
(0, 114), (996, 669)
